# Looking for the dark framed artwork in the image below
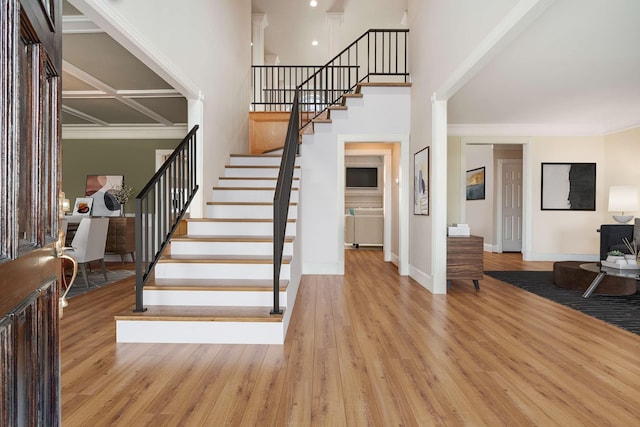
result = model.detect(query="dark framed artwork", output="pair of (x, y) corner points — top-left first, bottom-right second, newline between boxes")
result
(414, 147), (429, 215)
(86, 175), (123, 217)
(541, 162), (596, 211)
(466, 167), (485, 200)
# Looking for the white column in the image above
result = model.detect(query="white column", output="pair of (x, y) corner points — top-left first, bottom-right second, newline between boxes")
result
(326, 12), (344, 58)
(432, 95), (448, 294)
(252, 13), (268, 66)
(188, 96), (204, 218)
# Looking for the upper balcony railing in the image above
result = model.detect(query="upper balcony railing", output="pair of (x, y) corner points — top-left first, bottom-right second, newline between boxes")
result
(251, 29), (409, 127)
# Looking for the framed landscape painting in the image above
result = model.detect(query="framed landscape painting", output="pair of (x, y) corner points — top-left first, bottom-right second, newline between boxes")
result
(466, 167), (485, 200)
(541, 162), (596, 210)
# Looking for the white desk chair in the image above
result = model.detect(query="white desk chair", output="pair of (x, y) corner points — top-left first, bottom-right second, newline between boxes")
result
(65, 217), (110, 287)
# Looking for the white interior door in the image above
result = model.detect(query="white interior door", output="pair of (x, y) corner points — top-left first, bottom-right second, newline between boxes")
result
(501, 160), (523, 252)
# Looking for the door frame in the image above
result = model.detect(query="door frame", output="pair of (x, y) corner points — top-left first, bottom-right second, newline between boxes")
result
(461, 136), (531, 259)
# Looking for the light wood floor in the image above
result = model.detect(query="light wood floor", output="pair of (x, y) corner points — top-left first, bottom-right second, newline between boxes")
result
(60, 251), (640, 426)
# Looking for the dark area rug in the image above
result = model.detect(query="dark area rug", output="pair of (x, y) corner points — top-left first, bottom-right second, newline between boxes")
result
(65, 269), (134, 299)
(484, 270), (640, 335)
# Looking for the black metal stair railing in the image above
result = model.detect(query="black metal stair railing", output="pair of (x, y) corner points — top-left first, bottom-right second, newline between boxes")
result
(271, 91), (300, 314)
(297, 29), (409, 132)
(133, 125), (199, 312)
(252, 65), (358, 112)
(251, 29), (409, 122)
(269, 29), (409, 313)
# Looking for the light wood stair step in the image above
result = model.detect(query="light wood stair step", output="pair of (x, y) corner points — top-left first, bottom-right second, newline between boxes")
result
(217, 177), (300, 181)
(159, 254), (292, 264)
(205, 201), (298, 206)
(144, 277), (288, 292)
(186, 218), (295, 223)
(211, 186), (299, 191)
(115, 305), (284, 322)
(171, 235), (294, 243)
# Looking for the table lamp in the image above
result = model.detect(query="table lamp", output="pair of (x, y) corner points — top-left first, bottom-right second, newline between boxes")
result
(608, 185), (638, 223)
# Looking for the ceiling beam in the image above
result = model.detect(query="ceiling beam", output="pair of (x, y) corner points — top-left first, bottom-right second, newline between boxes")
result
(62, 60), (175, 126)
(62, 15), (104, 34)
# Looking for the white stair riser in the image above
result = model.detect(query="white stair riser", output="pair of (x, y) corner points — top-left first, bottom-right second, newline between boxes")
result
(212, 189), (298, 203)
(170, 240), (293, 256)
(206, 204), (297, 219)
(116, 320), (285, 344)
(187, 221), (296, 236)
(143, 289), (287, 307)
(155, 262), (290, 280)
(228, 156), (285, 166)
(217, 179), (299, 188)
(223, 167), (301, 178)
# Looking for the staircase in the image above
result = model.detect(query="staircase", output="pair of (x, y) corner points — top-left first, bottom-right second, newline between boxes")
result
(115, 154), (301, 344)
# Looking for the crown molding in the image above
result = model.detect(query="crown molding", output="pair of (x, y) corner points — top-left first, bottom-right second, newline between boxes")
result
(62, 125), (188, 140)
(448, 123), (608, 137)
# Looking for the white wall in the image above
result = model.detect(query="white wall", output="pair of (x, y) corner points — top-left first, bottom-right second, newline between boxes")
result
(407, 0), (518, 292)
(299, 86), (410, 275)
(70, 0), (252, 216)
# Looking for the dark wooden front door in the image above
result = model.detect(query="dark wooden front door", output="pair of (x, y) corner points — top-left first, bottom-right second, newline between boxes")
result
(0, 0), (63, 425)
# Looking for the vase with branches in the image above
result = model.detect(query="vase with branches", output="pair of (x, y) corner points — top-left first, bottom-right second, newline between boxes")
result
(112, 184), (135, 216)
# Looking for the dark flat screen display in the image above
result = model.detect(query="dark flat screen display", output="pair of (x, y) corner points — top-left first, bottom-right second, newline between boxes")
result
(346, 167), (377, 188)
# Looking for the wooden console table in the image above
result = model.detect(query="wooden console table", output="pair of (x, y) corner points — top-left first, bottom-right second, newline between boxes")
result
(447, 235), (483, 290)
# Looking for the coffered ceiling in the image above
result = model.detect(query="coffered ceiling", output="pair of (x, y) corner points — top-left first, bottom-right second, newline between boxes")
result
(61, 0), (188, 138)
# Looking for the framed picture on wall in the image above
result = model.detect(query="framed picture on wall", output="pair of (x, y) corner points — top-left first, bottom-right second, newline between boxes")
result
(541, 162), (596, 210)
(414, 147), (429, 215)
(72, 197), (93, 216)
(86, 175), (123, 217)
(466, 167), (486, 200)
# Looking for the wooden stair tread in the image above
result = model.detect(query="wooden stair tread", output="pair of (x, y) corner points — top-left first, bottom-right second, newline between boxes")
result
(185, 218), (295, 223)
(328, 105), (348, 110)
(212, 186), (299, 191)
(225, 165), (300, 169)
(355, 82), (412, 93)
(313, 118), (332, 124)
(145, 277), (288, 291)
(172, 235), (294, 242)
(230, 154), (283, 158)
(218, 177), (300, 180)
(115, 305), (284, 322)
(206, 201), (298, 206)
(159, 254), (292, 264)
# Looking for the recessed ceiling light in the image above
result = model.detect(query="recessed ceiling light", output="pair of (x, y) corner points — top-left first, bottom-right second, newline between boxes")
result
(310, 0), (318, 7)
(312, 40), (319, 46)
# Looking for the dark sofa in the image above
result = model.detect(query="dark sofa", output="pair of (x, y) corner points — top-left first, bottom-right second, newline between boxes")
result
(599, 224), (635, 261)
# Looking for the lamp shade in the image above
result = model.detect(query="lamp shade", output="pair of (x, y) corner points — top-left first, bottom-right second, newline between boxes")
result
(608, 185), (638, 223)
(608, 186), (638, 212)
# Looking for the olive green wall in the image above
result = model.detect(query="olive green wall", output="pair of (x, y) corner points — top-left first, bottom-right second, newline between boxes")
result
(62, 139), (181, 214)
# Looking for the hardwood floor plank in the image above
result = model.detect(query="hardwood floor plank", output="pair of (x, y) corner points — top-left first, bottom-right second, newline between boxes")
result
(60, 252), (640, 426)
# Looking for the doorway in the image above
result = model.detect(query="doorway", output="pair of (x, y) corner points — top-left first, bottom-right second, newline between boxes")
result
(337, 136), (410, 276)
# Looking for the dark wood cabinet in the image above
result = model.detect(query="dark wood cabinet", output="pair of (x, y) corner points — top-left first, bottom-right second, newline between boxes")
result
(447, 235), (483, 289)
(105, 217), (135, 262)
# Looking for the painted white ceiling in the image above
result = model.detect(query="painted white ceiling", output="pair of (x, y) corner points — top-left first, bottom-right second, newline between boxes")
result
(448, 0), (640, 135)
(252, 0), (408, 65)
(61, 0), (640, 138)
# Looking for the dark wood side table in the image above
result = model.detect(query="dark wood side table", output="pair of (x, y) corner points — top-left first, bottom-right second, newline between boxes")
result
(447, 235), (484, 290)
(105, 217), (135, 263)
